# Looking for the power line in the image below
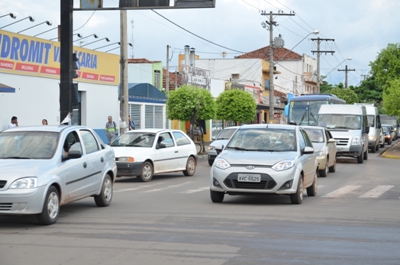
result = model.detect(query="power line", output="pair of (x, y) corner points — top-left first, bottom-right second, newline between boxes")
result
(74, 11), (96, 31)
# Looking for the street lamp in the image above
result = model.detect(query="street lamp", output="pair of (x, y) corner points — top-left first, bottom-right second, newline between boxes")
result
(0, 15), (34, 30)
(34, 26), (58, 37)
(0, 13), (16, 19)
(105, 43), (133, 53)
(17, 20), (52, 34)
(51, 33), (81, 41)
(324, 57), (352, 77)
(73, 33), (98, 43)
(93, 41), (120, 50)
(81, 37), (110, 47)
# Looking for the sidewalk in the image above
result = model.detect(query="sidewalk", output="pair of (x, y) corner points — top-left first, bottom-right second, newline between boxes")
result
(381, 139), (400, 159)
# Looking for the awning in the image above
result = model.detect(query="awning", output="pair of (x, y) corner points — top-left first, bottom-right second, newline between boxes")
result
(0, 83), (16, 93)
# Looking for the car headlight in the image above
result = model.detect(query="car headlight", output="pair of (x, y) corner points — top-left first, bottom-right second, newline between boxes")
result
(214, 158), (230, 169)
(351, 136), (361, 145)
(116, 157), (135, 162)
(272, 160), (295, 171)
(369, 135), (376, 141)
(208, 146), (216, 151)
(9, 177), (37, 189)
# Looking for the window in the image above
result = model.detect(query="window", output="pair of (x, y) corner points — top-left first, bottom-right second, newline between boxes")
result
(231, 73), (239, 80)
(154, 70), (161, 89)
(79, 130), (100, 154)
(158, 132), (175, 148)
(173, 131), (191, 146)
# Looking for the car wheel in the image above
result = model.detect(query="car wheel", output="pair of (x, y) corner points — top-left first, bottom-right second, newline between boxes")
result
(208, 159), (214, 166)
(138, 162), (153, 182)
(36, 186), (60, 225)
(210, 189), (224, 203)
(376, 144), (379, 151)
(183, 157), (196, 176)
(328, 157), (336, 173)
(306, 170), (318, 197)
(357, 151), (364, 164)
(363, 148), (368, 160)
(380, 142), (385, 148)
(319, 162), (328, 177)
(94, 174), (113, 207)
(389, 139), (392, 145)
(370, 146), (376, 153)
(290, 177), (303, 204)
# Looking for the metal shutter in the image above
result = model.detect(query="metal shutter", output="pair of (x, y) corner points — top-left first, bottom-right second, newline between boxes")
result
(129, 104), (141, 129)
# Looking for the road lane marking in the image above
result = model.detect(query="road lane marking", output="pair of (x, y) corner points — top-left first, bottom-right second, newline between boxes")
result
(359, 185), (394, 198)
(322, 185), (361, 198)
(180, 187), (209, 194)
(114, 182), (167, 193)
(143, 181), (193, 193)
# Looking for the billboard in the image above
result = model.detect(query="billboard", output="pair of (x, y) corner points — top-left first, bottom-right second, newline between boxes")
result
(0, 30), (120, 85)
(181, 64), (211, 91)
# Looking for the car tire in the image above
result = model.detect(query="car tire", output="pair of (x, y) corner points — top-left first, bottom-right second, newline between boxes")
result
(36, 186), (60, 225)
(94, 174), (113, 207)
(210, 189), (224, 203)
(370, 146), (376, 153)
(357, 152), (364, 163)
(138, 161), (153, 182)
(363, 148), (368, 160)
(208, 159), (214, 166)
(290, 177), (303, 205)
(183, 157), (196, 176)
(376, 144), (379, 151)
(380, 142), (385, 148)
(319, 162), (328, 177)
(328, 157), (336, 173)
(306, 171), (318, 197)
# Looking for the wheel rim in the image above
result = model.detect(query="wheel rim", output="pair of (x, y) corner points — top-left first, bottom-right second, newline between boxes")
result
(314, 172), (318, 192)
(47, 191), (59, 219)
(299, 178), (303, 201)
(143, 164), (152, 180)
(325, 164), (328, 175)
(187, 158), (195, 173)
(103, 178), (112, 202)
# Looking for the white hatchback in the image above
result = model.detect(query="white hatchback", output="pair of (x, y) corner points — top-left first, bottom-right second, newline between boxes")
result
(111, 129), (198, 182)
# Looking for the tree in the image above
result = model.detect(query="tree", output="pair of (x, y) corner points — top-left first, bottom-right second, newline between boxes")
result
(370, 43), (400, 90)
(351, 76), (383, 105)
(166, 85), (216, 138)
(216, 89), (257, 124)
(382, 79), (400, 116)
(319, 81), (334, 93)
(328, 87), (359, 104)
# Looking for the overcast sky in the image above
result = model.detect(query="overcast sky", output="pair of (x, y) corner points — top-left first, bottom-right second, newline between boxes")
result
(1, 0), (399, 87)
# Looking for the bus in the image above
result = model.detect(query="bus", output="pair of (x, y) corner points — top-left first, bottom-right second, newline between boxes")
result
(286, 94), (346, 126)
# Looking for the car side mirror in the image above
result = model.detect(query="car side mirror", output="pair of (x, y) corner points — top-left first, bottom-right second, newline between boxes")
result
(364, 126), (370, 134)
(328, 138), (336, 143)
(68, 150), (82, 159)
(303, 146), (314, 154)
(156, 143), (166, 149)
(212, 136), (216, 140)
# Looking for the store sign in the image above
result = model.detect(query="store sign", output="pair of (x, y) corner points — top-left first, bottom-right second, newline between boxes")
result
(0, 30), (119, 85)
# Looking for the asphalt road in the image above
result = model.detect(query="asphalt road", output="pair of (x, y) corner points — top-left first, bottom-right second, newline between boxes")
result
(1, 140), (400, 265)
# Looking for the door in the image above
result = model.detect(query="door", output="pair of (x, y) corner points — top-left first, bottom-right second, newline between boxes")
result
(299, 129), (316, 187)
(153, 132), (179, 173)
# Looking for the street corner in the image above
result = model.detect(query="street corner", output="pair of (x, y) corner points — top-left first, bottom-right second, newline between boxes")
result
(381, 140), (400, 159)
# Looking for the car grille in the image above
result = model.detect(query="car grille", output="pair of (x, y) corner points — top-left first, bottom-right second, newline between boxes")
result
(223, 173), (276, 190)
(335, 138), (349, 146)
(0, 203), (12, 211)
(0, 180), (6, 189)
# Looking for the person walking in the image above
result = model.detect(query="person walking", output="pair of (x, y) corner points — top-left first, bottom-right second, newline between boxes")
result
(8, 116), (18, 128)
(105, 116), (118, 144)
(128, 115), (135, 130)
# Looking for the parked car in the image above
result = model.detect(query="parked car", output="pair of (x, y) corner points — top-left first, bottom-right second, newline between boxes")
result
(207, 126), (239, 166)
(0, 125), (117, 225)
(382, 124), (395, 145)
(302, 126), (337, 177)
(210, 124), (318, 204)
(111, 129), (197, 182)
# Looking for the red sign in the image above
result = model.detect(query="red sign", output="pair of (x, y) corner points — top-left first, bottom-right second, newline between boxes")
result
(40, 66), (60, 75)
(0, 60), (14, 70)
(16, 63), (40, 73)
(100, 75), (116, 82)
(82, 72), (99, 80)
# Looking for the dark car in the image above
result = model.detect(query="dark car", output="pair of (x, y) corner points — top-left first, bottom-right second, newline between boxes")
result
(382, 124), (395, 145)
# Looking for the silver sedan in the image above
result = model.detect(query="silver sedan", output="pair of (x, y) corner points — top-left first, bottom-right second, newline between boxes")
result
(210, 124), (318, 204)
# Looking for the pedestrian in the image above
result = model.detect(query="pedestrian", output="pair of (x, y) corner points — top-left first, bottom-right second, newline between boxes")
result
(129, 115), (135, 130)
(105, 116), (118, 144)
(8, 116), (18, 128)
(42, 119), (48, 125)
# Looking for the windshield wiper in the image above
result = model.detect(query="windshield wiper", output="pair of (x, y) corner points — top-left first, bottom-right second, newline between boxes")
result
(1, 156), (32, 159)
(256, 149), (275, 152)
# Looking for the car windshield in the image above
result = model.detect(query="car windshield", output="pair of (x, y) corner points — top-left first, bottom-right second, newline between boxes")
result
(318, 114), (361, 130)
(217, 128), (236, 140)
(0, 131), (59, 159)
(303, 128), (324, 143)
(111, 132), (155, 147)
(226, 128), (296, 152)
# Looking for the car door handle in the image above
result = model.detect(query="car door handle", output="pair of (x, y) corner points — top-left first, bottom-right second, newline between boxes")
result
(101, 157), (104, 163)
(175, 151), (178, 153)
(83, 162), (87, 168)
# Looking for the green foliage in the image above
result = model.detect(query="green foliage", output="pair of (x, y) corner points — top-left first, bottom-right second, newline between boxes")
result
(370, 43), (400, 91)
(216, 89), (257, 123)
(166, 85), (216, 122)
(351, 76), (383, 105)
(382, 79), (400, 117)
(328, 88), (359, 104)
(319, 81), (334, 93)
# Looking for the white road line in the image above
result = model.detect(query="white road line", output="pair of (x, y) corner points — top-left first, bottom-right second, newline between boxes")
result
(114, 182), (167, 193)
(359, 185), (394, 198)
(181, 187), (209, 194)
(322, 185), (361, 198)
(142, 181), (193, 193)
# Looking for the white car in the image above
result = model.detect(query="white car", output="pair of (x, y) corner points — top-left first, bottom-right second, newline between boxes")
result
(111, 129), (198, 182)
(210, 124), (318, 204)
(207, 126), (239, 166)
(0, 125), (117, 225)
(302, 126), (337, 177)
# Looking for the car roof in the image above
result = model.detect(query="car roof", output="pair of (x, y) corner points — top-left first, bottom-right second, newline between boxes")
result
(123, 129), (181, 134)
(239, 124), (297, 131)
(1, 125), (88, 133)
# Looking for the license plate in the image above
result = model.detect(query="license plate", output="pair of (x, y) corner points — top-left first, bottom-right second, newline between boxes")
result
(238, 174), (261, 182)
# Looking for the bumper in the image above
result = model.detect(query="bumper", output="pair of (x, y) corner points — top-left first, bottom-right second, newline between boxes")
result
(368, 140), (377, 148)
(116, 161), (143, 177)
(336, 145), (363, 157)
(210, 166), (299, 195)
(316, 156), (327, 170)
(0, 185), (46, 214)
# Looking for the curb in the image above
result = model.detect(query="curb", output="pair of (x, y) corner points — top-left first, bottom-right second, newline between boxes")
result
(381, 140), (400, 159)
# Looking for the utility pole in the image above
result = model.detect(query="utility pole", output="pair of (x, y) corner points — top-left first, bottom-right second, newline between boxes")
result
(120, 10), (128, 134)
(338, 65), (355, 88)
(261, 11), (294, 123)
(311, 38), (335, 93)
(361, 74), (369, 81)
(166, 45), (170, 96)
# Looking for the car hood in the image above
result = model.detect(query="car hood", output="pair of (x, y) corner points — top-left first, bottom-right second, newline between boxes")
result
(112, 146), (153, 159)
(312, 142), (325, 152)
(218, 150), (298, 166)
(210, 139), (230, 149)
(0, 159), (54, 180)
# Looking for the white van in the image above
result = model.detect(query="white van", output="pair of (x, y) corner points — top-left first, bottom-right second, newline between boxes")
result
(318, 104), (369, 163)
(355, 103), (382, 153)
